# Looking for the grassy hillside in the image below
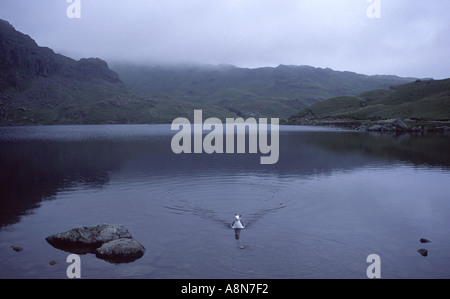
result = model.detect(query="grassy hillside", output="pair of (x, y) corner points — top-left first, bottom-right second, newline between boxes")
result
(111, 63), (415, 119)
(1, 75), (233, 125)
(288, 79), (450, 129)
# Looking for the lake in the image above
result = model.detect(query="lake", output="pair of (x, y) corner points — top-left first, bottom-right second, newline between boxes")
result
(0, 125), (449, 279)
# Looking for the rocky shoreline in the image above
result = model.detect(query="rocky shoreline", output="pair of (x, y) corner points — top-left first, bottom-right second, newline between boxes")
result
(357, 118), (450, 133)
(286, 117), (450, 134)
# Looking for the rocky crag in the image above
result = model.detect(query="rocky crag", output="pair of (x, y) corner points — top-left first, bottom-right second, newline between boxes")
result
(0, 19), (229, 125)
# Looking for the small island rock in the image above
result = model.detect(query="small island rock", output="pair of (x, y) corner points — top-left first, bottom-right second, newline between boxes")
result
(46, 223), (146, 263)
(46, 223), (133, 253)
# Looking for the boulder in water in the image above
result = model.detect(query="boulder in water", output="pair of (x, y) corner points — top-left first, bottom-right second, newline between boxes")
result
(45, 223), (133, 253)
(392, 118), (408, 131)
(96, 238), (146, 263)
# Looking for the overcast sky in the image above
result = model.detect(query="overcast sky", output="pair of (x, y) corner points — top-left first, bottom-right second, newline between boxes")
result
(1, 0), (449, 78)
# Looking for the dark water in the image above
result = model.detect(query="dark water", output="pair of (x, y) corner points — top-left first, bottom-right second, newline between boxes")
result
(0, 125), (449, 279)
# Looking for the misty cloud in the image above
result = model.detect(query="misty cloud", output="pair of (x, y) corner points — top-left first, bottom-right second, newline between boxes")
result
(1, 0), (449, 78)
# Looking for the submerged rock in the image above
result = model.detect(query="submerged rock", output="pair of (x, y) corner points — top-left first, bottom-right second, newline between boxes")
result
(417, 248), (428, 257)
(45, 223), (133, 253)
(410, 126), (423, 133)
(11, 246), (23, 252)
(96, 238), (146, 263)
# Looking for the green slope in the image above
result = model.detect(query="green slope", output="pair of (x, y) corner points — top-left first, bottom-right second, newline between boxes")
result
(0, 74), (233, 125)
(288, 79), (450, 128)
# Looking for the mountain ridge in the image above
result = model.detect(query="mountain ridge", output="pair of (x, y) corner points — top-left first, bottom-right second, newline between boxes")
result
(1, 18), (423, 125)
(0, 19), (231, 125)
(111, 62), (416, 119)
(0, 19), (121, 87)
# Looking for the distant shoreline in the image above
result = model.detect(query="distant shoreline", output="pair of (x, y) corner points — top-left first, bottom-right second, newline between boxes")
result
(284, 118), (450, 134)
(1, 121), (450, 136)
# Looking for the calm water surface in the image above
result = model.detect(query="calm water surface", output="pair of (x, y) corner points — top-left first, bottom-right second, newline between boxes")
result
(0, 125), (449, 279)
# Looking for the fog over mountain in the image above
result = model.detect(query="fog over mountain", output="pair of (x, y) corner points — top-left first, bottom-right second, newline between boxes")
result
(1, 18), (418, 125)
(1, 1), (449, 125)
(1, 0), (449, 79)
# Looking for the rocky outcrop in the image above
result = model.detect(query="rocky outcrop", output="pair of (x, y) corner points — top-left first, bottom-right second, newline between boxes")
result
(286, 109), (318, 126)
(357, 119), (411, 132)
(391, 118), (408, 131)
(46, 223), (145, 262)
(73, 58), (122, 84)
(0, 19), (121, 88)
(0, 18), (204, 126)
(0, 19), (67, 89)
